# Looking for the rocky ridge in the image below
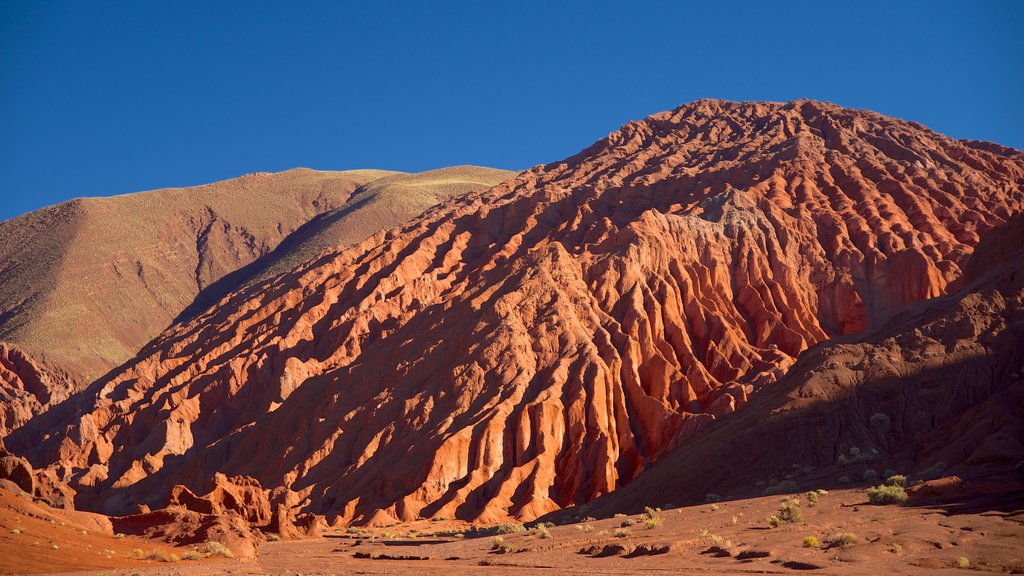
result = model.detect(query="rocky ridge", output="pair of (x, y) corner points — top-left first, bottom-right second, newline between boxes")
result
(12, 99), (1023, 526)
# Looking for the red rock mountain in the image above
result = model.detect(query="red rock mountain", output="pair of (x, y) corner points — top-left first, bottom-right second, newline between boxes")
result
(13, 100), (1023, 526)
(562, 212), (1024, 519)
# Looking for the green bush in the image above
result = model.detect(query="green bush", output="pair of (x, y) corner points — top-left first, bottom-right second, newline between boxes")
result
(806, 491), (818, 507)
(885, 474), (906, 487)
(866, 484), (908, 505)
(494, 523), (526, 534)
(768, 500), (802, 527)
(204, 540), (233, 558)
(826, 532), (858, 548)
(641, 507), (662, 529)
(870, 412), (891, 429)
(763, 480), (799, 495)
(802, 536), (819, 548)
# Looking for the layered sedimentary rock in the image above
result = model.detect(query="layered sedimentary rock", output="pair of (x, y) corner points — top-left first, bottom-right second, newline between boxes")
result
(14, 100), (1023, 524)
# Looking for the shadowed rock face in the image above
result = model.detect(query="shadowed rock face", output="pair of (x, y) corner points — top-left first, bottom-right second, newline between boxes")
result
(564, 214), (1024, 519)
(0, 343), (77, 438)
(15, 100), (1023, 525)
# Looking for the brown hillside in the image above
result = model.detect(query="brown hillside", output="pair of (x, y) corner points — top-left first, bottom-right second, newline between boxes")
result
(0, 168), (394, 382)
(0, 166), (512, 389)
(13, 100), (1023, 526)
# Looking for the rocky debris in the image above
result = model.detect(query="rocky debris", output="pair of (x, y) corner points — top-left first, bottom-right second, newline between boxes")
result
(112, 506), (260, 559)
(0, 446), (75, 508)
(625, 543), (671, 557)
(167, 473), (273, 526)
(12, 99), (1024, 525)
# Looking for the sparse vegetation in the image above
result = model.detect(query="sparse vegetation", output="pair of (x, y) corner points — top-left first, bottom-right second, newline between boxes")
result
(956, 556), (971, 569)
(802, 536), (819, 548)
(705, 493), (721, 502)
(891, 543), (903, 554)
(146, 551), (180, 562)
(837, 446), (876, 466)
(863, 468), (879, 482)
(867, 483), (908, 505)
(870, 412), (891, 430)
(265, 533), (280, 541)
(494, 522), (526, 534)
(619, 518), (635, 527)
(182, 552), (202, 560)
(806, 490), (819, 507)
(614, 529), (631, 538)
(642, 507), (662, 529)
(532, 525), (552, 539)
(825, 532), (858, 548)
(114, 532), (125, 539)
(767, 500), (803, 527)
(763, 479), (799, 495)
(885, 474), (907, 487)
(709, 503), (719, 511)
(11, 528), (21, 534)
(838, 475), (852, 484)
(920, 461), (947, 477)
(204, 540), (233, 558)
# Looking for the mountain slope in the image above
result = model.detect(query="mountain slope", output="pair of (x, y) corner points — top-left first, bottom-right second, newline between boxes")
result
(0, 166), (513, 388)
(15, 99), (1023, 524)
(0, 168), (394, 382)
(176, 166), (517, 322)
(566, 213), (1024, 518)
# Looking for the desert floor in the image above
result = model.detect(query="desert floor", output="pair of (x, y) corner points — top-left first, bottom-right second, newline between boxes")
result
(12, 481), (1021, 576)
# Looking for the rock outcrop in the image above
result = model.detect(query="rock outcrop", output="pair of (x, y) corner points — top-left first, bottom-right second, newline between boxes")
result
(0, 446), (76, 509)
(566, 213), (1024, 517)
(0, 343), (77, 437)
(12, 100), (1023, 524)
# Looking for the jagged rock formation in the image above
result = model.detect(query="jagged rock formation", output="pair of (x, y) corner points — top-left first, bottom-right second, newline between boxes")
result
(0, 166), (512, 386)
(0, 343), (76, 438)
(0, 445), (76, 509)
(13, 100), (1023, 525)
(565, 213), (1024, 517)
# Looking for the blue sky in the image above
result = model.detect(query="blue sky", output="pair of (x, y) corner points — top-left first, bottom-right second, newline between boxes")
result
(1, 0), (1021, 221)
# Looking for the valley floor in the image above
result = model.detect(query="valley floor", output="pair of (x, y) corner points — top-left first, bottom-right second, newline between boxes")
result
(21, 481), (1024, 576)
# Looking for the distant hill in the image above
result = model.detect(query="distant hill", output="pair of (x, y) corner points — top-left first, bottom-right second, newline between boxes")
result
(0, 166), (514, 385)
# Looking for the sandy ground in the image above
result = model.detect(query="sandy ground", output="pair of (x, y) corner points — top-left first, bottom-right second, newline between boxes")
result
(13, 483), (1021, 576)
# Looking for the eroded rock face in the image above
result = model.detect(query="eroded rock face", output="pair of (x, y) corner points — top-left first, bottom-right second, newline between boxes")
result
(14, 100), (1024, 524)
(568, 215), (1024, 518)
(0, 343), (77, 438)
(0, 446), (76, 509)
(167, 473), (273, 526)
(112, 507), (260, 559)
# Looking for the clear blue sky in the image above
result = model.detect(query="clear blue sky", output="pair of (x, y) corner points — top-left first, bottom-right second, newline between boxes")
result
(1, 0), (1022, 221)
